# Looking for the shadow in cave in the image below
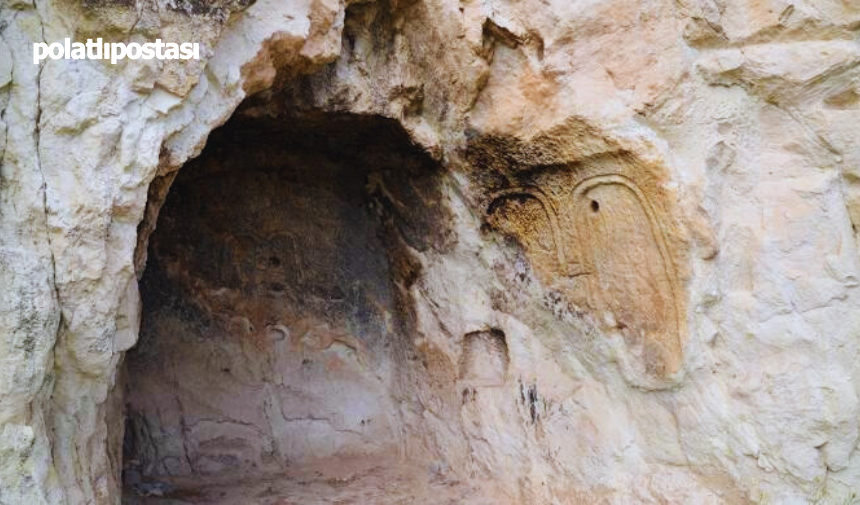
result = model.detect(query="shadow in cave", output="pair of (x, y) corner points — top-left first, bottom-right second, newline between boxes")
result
(121, 110), (449, 503)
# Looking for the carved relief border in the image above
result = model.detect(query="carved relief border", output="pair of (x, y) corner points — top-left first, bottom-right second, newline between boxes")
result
(484, 163), (686, 378)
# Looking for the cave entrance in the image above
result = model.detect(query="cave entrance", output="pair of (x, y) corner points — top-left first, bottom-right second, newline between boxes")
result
(123, 110), (442, 502)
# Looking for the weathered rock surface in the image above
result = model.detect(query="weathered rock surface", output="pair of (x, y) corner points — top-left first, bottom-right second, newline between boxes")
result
(1, 0), (860, 502)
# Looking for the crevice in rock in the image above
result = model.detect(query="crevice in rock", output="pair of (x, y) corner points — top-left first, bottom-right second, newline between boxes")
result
(30, 0), (62, 333)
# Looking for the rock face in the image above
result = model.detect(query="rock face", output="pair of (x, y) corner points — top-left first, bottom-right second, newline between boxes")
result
(1, 0), (860, 503)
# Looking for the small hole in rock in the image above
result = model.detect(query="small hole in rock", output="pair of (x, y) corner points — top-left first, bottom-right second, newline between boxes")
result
(590, 200), (600, 212)
(267, 282), (286, 293)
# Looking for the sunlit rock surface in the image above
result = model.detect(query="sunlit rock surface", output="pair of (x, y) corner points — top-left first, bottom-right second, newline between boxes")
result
(1, 0), (860, 502)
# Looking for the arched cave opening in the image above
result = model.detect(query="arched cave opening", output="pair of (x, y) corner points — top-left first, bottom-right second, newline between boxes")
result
(122, 109), (449, 502)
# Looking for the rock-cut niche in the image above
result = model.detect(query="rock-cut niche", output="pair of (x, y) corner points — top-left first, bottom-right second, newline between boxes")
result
(123, 111), (445, 500)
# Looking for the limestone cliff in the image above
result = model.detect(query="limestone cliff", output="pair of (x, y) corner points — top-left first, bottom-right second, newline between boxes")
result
(1, 0), (860, 502)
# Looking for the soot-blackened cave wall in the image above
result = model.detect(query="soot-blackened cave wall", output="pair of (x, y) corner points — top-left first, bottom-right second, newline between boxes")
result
(123, 111), (448, 494)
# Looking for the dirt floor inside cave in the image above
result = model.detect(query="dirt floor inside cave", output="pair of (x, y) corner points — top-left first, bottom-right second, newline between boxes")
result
(122, 452), (509, 504)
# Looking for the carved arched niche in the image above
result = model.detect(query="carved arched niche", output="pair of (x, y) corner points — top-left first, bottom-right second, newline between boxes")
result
(125, 111), (452, 495)
(485, 155), (687, 378)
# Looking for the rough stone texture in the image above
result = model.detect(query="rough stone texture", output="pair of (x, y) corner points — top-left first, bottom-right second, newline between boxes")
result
(0, 0), (859, 502)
